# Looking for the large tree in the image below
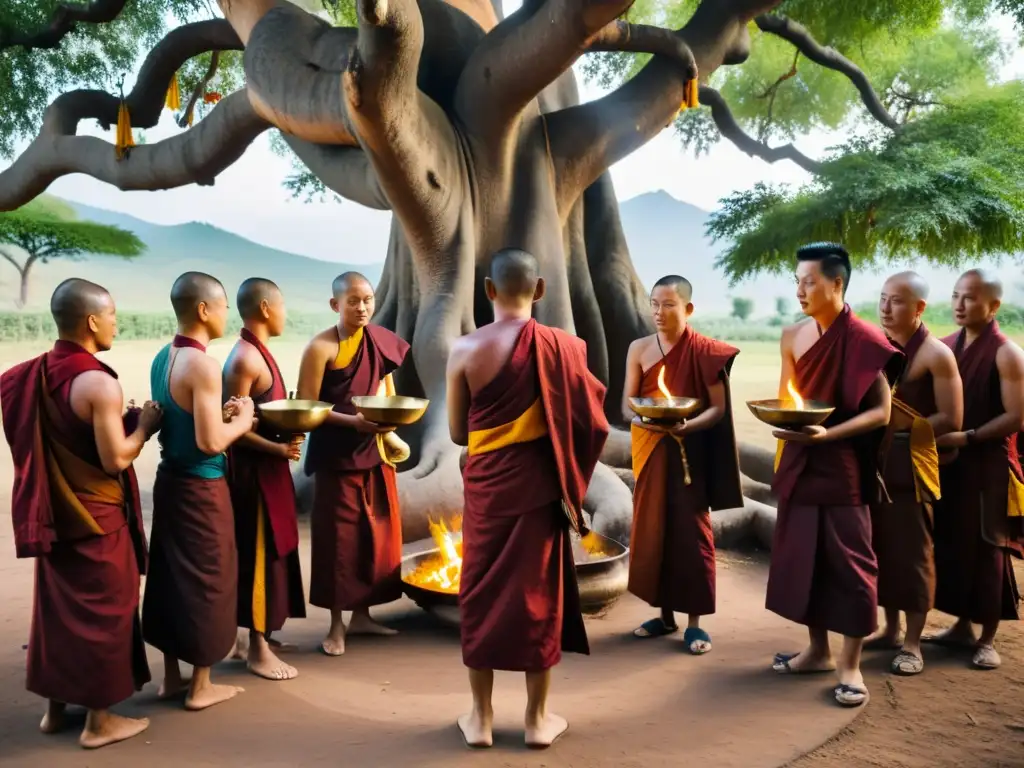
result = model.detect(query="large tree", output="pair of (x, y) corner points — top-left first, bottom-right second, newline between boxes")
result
(1, 0), (1022, 543)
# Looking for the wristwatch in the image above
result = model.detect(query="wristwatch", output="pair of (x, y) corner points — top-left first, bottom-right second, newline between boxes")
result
(965, 429), (977, 445)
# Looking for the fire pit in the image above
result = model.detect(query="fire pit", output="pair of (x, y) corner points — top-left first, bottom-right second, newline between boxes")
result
(401, 517), (630, 628)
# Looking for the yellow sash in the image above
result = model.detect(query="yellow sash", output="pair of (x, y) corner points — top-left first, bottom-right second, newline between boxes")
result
(774, 439), (784, 472)
(890, 397), (941, 503)
(375, 373), (398, 466)
(335, 326), (364, 369)
(1009, 470), (1024, 518)
(468, 398), (547, 456)
(631, 424), (665, 480)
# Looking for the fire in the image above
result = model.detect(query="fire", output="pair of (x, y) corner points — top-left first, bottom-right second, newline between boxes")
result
(786, 379), (805, 410)
(405, 515), (463, 593)
(657, 366), (673, 399)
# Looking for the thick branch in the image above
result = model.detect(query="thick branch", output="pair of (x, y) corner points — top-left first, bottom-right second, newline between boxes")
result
(281, 137), (390, 210)
(587, 21), (697, 80)
(0, 92), (269, 211)
(547, 0), (776, 215)
(453, 0), (635, 142)
(754, 14), (900, 132)
(0, 0), (127, 50)
(700, 86), (823, 174)
(344, 0), (460, 254)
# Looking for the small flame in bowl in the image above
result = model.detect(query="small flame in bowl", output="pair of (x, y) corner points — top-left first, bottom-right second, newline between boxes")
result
(657, 366), (673, 400)
(786, 379), (805, 410)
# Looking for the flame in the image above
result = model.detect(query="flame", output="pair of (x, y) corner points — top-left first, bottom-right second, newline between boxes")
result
(786, 379), (805, 410)
(657, 366), (673, 399)
(405, 515), (463, 593)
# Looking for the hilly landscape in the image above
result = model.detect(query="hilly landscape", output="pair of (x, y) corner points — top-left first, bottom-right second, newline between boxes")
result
(1, 192), (1020, 320)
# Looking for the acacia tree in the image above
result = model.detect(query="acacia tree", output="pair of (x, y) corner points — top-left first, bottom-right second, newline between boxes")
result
(0, 196), (143, 308)
(2, 0), (1022, 542)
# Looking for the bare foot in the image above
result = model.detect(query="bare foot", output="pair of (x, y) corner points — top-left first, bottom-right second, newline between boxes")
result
(773, 648), (836, 674)
(79, 713), (150, 749)
(185, 683), (244, 712)
(248, 645), (298, 681)
(40, 701), (67, 734)
(457, 712), (493, 749)
(923, 623), (977, 649)
(526, 713), (569, 749)
(228, 631), (248, 661)
(346, 613), (398, 636)
(320, 634), (346, 656)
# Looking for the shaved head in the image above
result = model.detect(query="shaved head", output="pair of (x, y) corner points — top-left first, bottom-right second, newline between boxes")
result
(50, 278), (113, 336)
(170, 271), (226, 320)
(332, 271), (372, 297)
(488, 248), (540, 298)
(884, 271), (930, 302)
(653, 274), (693, 302)
(959, 268), (1003, 300)
(237, 277), (281, 320)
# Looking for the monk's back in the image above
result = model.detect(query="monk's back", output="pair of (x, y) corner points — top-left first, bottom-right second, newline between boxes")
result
(464, 320), (529, 395)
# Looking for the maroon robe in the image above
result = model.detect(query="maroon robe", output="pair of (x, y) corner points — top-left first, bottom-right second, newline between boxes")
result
(227, 329), (306, 633)
(935, 320), (1023, 623)
(305, 324), (410, 611)
(628, 326), (742, 616)
(1, 341), (150, 709)
(767, 305), (904, 637)
(871, 323), (939, 614)
(460, 320), (609, 672)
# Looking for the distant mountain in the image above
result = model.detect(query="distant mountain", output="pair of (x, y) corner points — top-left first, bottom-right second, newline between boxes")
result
(0, 200), (382, 313)
(618, 190), (1023, 317)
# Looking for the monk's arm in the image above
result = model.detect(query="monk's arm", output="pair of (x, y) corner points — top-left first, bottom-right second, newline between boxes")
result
(88, 373), (151, 474)
(778, 327), (797, 398)
(929, 346), (964, 436)
(974, 343), (1024, 441)
(621, 340), (644, 423)
(224, 350), (289, 457)
(819, 373), (892, 442)
(193, 357), (253, 454)
(446, 340), (471, 446)
(679, 380), (726, 434)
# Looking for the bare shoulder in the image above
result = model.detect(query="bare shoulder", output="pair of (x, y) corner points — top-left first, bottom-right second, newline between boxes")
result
(628, 334), (654, 355)
(781, 318), (811, 347)
(75, 369), (122, 403)
(997, 338), (1024, 374)
(922, 334), (958, 373)
(303, 328), (336, 358)
(226, 340), (261, 375)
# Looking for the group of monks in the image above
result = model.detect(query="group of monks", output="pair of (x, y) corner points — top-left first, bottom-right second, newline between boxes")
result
(621, 243), (1022, 712)
(1, 241), (1021, 752)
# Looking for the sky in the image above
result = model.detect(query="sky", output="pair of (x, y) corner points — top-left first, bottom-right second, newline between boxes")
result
(3, 6), (1022, 266)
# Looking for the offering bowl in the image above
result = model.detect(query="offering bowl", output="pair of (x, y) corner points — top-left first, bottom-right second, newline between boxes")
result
(351, 396), (429, 427)
(257, 399), (334, 433)
(628, 396), (702, 424)
(746, 398), (834, 430)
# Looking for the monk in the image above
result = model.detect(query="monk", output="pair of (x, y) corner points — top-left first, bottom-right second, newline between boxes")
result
(927, 269), (1024, 670)
(224, 278), (306, 681)
(766, 243), (903, 708)
(623, 275), (743, 654)
(868, 272), (963, 676)
(297, 271), (411, 656)
(447, 248), (609, 749)
(1, 279), (160, 749)
(142, 271), (256, 711)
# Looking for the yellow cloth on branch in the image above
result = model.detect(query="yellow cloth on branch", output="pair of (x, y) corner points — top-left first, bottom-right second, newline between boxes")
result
(165, 74), (182, 111)
(115, 101), (134, 160)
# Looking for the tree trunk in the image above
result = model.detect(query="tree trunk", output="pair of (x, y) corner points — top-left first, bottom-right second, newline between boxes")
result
(18, 267), (29, 309)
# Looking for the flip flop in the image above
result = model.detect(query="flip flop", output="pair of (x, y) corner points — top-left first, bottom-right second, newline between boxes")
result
(972, 644), (1001, 670)
(683, 627), (712, 655)
(772, 653), (836, 675)
(834, 683), (869, 708)
(891, 651), (924, 676)
(633, 618), (679, 638)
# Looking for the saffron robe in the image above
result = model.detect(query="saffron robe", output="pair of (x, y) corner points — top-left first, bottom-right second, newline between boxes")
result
(460, 319), (609, 671)
(871, 323), (941, 614)
(766, 305), (904, 638)
(1, 341), (150, 709)
(628, 326), (742, 616)
(142, 335), (239, 667)
(226, 329), (306, 634)
(305, 324), (410, 611)
(934, 320), (1023, 623)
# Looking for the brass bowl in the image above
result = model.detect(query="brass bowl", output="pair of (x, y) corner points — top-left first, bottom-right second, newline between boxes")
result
(746, 398), (834, 430)
(351, 395), (429, 427)
(400, 532), (630, 628)
(628, 396), (702, 423)
(257, 399), (334, 433)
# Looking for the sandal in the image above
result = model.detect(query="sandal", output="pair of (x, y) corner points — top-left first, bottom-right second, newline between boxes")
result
(683, 627), (712, 655)
(834, 683), (869, 708)
(972, 644), (1001, 670)
(772, 652), (836, 675)
(633, 618), (678, 638)
(890, 650), (924, 676)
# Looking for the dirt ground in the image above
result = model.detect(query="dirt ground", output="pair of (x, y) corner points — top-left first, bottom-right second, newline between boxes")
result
(1, 339), (1023, 766)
